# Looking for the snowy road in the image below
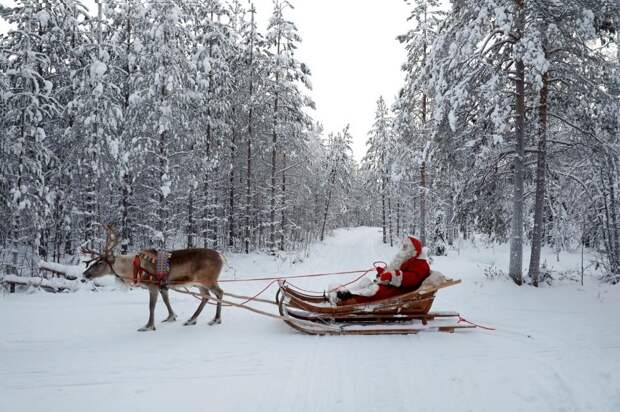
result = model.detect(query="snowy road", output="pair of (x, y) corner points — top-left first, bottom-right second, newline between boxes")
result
(1, 227), (619, 412)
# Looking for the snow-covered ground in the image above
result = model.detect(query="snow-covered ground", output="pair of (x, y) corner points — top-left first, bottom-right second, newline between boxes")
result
(1, 227), (619, 412)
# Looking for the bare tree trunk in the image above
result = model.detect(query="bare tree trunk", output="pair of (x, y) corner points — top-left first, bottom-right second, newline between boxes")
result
(187, 189), (194, 248)
(120, 9), (133, 255)
(229, 122), (236, 249)
(420, 160), (427, 244)
(509, 0), (526, 286)
(396, 197), (401, 239)
(419, 7), (429, 245)
(612, 17), (620, 281)
(270, 32), (281, 254)
(9, 111), (27, 276)
(53, 208), (61, 262)
(245, 108), (253, 253)
(258, 195), (264, 250)
(85, 143), (95, 245)
(280, 153), (286, 251)
(320, 171), (336, 242)
(203, 156), (212, 247)
(388, 195), (393, 247)
(64, 172), (74, 257)
(157, 129), (167, 248)
(314, 192), (321, 230)
(528, 71), (549, 287)
(121, 171), (131, 253)
(411, 191), (417, 236)
(446, 190), (455, 246)
(203, 24), (215, 248)
(213, 179), (220, 249)
(381, 174), (387, 244)
(244, 5), (256, 255)
(270, 116), (277, 253)
(606, 158), (620, 277)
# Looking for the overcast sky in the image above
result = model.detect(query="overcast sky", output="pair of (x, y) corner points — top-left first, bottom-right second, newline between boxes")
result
(0, 0), (411, 160)
(267, 0), (411, 160)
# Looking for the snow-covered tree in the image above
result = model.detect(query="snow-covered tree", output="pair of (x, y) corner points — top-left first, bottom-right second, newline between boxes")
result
(363, 96), (395, 245)
(264, 0), (313, 252)
(401, 0), (619, 284)
(1, 3), (61, 272)
(320, 126), (354, 241)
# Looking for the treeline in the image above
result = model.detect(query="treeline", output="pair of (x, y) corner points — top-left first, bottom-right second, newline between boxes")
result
(3, 0), (618, 285)
(0, 0), (358, 275)
(362, 0), (619, 284)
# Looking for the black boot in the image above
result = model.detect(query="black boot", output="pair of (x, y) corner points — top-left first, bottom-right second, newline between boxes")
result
(336, 290), (353, 301)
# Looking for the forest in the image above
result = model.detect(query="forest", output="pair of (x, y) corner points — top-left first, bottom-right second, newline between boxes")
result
(0, 0), (618, 286)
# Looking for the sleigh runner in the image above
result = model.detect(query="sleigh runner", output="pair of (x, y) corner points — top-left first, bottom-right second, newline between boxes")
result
(276, 277), (475, 335)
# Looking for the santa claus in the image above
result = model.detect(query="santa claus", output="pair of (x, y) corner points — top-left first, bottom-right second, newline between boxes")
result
(333, 235), (431, 305)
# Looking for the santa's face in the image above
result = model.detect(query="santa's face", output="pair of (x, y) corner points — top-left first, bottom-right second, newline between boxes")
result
(387, 238), (416, 270)
(401, 239), (414, 255)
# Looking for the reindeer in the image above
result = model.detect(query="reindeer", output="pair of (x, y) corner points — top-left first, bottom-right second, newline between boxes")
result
(82, 226), (225, 332)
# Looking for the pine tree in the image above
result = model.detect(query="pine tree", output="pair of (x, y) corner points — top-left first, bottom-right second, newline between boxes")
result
(408, 0), (619, 283)
(238, 2), (265, 253)
(363, 96), (394, 244)
(398, 0), (444, 245)
(137, 1), (193, 247)
(100, 0), (147, 253)
(2, 2), (60, 272)
(265, 0), (312, 252)
(320, 126), (354, 241)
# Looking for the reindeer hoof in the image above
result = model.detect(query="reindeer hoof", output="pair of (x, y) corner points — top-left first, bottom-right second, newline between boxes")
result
(183, 319), (197, 326)
(138, 325), (156, 332)
(208, 318), (222, 326)
(162, 314), (177, 323)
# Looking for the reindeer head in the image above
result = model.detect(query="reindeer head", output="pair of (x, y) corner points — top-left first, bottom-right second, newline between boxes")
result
(82, 225), (121, 280)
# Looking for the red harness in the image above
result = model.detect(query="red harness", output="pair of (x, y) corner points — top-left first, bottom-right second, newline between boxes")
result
(132, 255), (150, 285)
(132, 252), (171, 285)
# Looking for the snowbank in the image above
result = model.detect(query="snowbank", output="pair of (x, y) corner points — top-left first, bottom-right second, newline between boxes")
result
(39, 260), (84, 280)
(0, 274), (81, 292)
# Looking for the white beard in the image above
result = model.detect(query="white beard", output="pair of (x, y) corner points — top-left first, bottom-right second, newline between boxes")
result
(386, 241), (416, 272)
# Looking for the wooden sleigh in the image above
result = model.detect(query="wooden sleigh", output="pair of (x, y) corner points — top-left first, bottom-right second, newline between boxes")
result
(276, 277), (475, 335)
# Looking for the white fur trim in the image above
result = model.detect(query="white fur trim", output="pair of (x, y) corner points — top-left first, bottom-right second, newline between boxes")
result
(390, 270), (403, 287)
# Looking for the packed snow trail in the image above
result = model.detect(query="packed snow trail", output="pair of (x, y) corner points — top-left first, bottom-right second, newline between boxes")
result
(1, 227), (619, 412)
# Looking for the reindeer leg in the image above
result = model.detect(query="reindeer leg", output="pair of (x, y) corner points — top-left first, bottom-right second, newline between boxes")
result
(184, 286), (210, 326)
(160, 286), (177, 323)
(208, 284), (223, 326)
(138, 286), (158, 332)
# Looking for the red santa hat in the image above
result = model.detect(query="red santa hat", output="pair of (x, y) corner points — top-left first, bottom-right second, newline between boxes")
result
(386, 235), (427, 273)
(407, 236), (424, 259)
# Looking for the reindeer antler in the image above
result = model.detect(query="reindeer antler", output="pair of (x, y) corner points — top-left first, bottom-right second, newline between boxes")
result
(80, 225), (120, 265)
(102, 225), (120, 257)
(80, 243), (101, 267)
(80, 245), (100, 257)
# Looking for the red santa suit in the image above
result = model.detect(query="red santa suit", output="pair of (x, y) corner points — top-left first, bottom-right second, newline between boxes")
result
(336, 236), (430, 305)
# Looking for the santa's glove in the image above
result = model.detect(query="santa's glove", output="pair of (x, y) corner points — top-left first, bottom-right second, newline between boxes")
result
(377, 271), (392, 285)
(378, 270), (403, 287)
